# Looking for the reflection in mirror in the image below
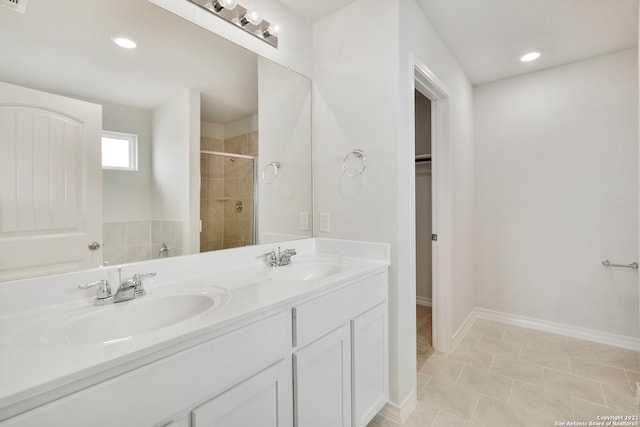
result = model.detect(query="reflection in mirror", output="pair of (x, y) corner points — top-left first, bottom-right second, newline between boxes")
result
(0, 0), (312, 281)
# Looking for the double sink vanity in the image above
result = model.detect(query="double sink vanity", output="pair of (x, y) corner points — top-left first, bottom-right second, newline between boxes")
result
(0, 238), (390, 427)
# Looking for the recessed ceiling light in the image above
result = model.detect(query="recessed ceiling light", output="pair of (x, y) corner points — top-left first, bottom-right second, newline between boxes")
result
(520, 50), (542, 62)
(112, 36), (137, 49)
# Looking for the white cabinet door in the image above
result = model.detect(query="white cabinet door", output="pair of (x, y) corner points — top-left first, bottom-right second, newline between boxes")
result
(192, 361), (292, 427)
(352, 303), (388, 427)
(293, 324), (351, 427)
(0, 81), (102, 280)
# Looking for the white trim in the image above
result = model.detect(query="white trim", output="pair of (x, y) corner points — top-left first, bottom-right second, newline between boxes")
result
(451, 307), (476, 351)
(411, 54), (453, 354)
(372, 391), (417, 425)
(416, 296), (432, 307)
(474, 308), (640, 351)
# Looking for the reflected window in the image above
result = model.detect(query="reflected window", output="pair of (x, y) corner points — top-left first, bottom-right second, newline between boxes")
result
(101, 131), (138, 171)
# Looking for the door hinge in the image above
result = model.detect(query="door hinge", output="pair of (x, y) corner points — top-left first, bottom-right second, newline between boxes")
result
(432, 234), (438, 241)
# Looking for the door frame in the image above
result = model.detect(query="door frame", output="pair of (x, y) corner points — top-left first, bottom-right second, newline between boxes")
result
(410, 56), (452, 353)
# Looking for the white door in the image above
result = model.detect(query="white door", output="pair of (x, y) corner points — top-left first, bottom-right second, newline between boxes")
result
(293, 324), (351, 427)
(0, 81), (102, 280)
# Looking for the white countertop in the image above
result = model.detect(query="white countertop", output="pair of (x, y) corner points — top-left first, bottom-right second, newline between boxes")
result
(0, 238), (390, 421)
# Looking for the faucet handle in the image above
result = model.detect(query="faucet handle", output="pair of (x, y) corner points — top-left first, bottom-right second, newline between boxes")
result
(284, 248), (297, 256)
(131, 272), (156, 297)
(78, 279), (112, 299)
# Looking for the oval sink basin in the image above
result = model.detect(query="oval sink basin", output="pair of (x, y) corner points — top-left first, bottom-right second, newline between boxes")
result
(12, 285), (231, 348)
(45, 295), (215, 347)
(267, 260), (346, 282)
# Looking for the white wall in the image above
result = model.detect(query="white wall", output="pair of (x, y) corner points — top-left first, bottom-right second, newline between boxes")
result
(474, 49), (639, 338)
(151, 89), (201, 254)
(102, 102), (152, 222)
(258, 57), (312, 243)
(313, 0), (475, 414)
(148, 0), (313, 78)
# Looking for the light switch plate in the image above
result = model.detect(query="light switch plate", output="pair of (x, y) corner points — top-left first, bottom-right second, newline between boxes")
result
(319, 212), (331, 233)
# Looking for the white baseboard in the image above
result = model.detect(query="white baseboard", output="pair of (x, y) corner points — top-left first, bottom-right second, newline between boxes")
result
(451, 308), (476, 351)
(416, 296), (432, 307)
(373, 392), (417, 425)
(474, 307), (640, 351)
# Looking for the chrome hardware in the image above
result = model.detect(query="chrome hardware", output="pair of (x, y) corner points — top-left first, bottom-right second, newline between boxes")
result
(88, 241), (101, 250)
(262, 161), (281, 184)
(235, 200), (243, 213)
(114, 272), (156, 303)
(602, 260), (638, 269)
(262, 247), (297, 267)
(342, 149), (367, 177)
(159, 243), (169, 258)
(78, 279), (112, 306)
(432, 234), (438, 241)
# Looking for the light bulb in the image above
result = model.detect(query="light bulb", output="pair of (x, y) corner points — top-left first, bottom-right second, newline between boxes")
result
(241, 9), (262, 26)
(520, 50), (542, 62)
(263, 23), (280, 37)
(212, 0), (237, 12)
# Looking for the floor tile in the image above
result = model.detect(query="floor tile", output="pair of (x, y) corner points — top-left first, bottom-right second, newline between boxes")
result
(503, 325), (548, 350)
(419, 376), (481, 420)
(453, 331), (482, 353)
(520, 345), (571, 372)
(509, 380), (573, 420)
(417, 373), (431, 398)
(470, 319), (508, 339)
(491, 355), (544, 385)
(594, 346), (640, 372)
(542, 368), (605, 404)
(432, 411), (473, 427)
(456, 365), (514, 401)
(402, 401), (439, 427)
(572, 397), (631, 422)
(569, 356), (630, 389)
(420, 353), (465, 383)
(626, 370), (640, 393)
(601, 383), (640, 415)
(472, 395), (540, 427)
(545, 337), (596, 362)
(476, 335), (522, 358)
(446, 348), (495, 371)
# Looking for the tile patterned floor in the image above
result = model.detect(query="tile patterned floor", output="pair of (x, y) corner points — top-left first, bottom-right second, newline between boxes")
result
(369, 318), (640, 427)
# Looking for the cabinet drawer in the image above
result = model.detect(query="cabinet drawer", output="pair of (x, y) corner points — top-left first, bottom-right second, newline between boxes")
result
(292, 273), (387, 349)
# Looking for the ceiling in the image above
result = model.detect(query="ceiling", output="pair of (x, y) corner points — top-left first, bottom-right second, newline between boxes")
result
(0, 0), (258, 124)
(281, 0), (639, 85)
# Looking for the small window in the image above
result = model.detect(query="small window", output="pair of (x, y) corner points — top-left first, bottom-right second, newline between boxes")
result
(101, 131), (138, 171)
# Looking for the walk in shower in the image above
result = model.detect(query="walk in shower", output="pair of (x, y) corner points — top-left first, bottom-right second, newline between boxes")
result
(200, 146), (257, 252)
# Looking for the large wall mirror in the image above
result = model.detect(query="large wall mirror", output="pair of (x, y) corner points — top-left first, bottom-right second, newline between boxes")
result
(0, 0), (312, 281)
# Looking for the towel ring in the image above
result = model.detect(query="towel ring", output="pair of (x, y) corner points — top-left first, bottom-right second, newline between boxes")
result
(342, 149), (367, 177)
(262, 161), (281, 183)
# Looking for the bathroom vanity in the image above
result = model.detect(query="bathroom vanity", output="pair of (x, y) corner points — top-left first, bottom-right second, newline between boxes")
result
(0, 238), (389, 427)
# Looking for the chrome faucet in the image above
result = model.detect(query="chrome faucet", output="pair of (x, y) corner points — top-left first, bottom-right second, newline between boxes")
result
(262, 247), (297, 267)
(78, 271), (156, 306)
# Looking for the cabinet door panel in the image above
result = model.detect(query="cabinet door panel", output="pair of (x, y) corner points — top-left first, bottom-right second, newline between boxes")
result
(192, 361), (292, 427)
(293, 325), (351, 427)
(352, 304), (388, 427)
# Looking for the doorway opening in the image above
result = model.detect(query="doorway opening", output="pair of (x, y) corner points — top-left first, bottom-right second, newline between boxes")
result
(414, 90), (434, 372)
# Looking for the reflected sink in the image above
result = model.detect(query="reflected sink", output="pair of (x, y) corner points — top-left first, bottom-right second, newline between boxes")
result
(13, 285), (231, 348)
(267, 259), (347, 282)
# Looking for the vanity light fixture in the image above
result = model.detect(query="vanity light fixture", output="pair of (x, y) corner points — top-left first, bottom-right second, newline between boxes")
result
(112, 36), (137, 49)
(520, 50), (542, 62)
(188, 0), (279, 48)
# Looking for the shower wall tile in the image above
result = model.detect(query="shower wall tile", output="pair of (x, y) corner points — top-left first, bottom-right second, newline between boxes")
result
(103, 246), (126, 266)
(127, 245), (152, 263)
(248, 132), (258, 156)
(151, 220), (183, 259)
(225, 134), (248, 155)
(201, 137), (223, 152)
(103, 222), (126, 248)
(126, 221), (151, 247)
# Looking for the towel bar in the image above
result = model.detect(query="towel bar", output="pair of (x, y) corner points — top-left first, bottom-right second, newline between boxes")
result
(601, 260), (638, 269)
